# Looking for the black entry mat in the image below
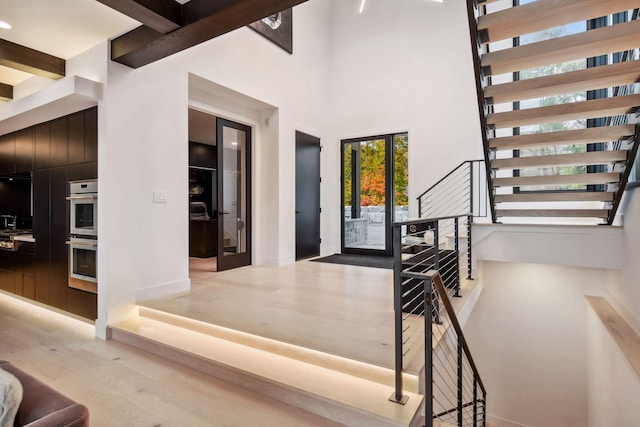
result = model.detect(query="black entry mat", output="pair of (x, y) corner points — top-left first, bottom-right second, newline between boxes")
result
(310, 253), (394, 270)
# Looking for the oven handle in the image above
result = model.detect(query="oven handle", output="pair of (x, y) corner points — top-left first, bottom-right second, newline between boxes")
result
(66, 195), (98, 201)
(66, 241), (98, 248)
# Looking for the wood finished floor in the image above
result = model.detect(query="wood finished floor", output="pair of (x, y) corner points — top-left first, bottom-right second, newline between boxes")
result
(142, 259), (397, 368)
(0, 292), (343, 427)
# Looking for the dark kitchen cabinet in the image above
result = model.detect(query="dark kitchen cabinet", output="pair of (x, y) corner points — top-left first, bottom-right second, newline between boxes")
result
(69, 162), (97, 182)
(68, 111), (85, 165)
(189, 141), (216, 169)
(14, 129), (33, 173)
(33, 169), (50, 305)
(50, 166), (68, 310)
(35, 123), (50, 170)
(0, 133), (15, 175)
(84, 108), (98, 163)
(50, 118), (68, 168)
(2, 107), (98, 320)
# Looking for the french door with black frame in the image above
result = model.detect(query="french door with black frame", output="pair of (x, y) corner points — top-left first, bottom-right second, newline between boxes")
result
(216, 118), (252, 271)
(341, 133), (408, 256)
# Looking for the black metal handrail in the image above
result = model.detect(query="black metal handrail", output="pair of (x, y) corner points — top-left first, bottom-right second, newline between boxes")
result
(466, 0), (496, 223)
(417, 160), (489, 220)
(609, 124), (640, 225)
(391, 214), (485, 426)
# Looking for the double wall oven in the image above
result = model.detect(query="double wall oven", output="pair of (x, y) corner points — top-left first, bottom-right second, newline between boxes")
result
(66, 180), (98, 293)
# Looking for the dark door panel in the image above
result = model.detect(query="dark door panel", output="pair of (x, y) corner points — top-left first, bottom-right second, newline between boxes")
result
(50, 166), (68, 309)
(34, 123), (50, 170)
(68, 111), (85, 165)
(33, 169), (50, 304)
(14, 129), (33, 173)
(0, 133), (15, 175)
(216, 118), (252, 271)
(50, 118), (68, 168)
(84, 108), (98, 163)
(295, 131), (321, 260)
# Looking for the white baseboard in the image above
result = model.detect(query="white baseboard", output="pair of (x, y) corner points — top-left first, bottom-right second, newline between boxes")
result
(135, 278), (191, 302)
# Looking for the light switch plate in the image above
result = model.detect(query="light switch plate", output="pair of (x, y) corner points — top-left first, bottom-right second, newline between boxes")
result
(153, 191), (168, 203)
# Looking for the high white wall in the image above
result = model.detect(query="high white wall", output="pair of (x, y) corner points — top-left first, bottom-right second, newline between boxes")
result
(95, 0), (333, 333)
(586, 304), (640, 427)
(608, 188), (640, 322)
(464, 261), (608, 427)
(325, 0), (483, 253)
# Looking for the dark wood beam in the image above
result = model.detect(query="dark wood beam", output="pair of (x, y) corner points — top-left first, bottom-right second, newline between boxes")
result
(96, 0), (182, 34)
(0, 82), (12, 102)
(111, 0), (308, 68)
(0, 39), (65, 79)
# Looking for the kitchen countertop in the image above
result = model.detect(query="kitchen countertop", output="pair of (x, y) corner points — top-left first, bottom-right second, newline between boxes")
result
(13, 235), (35, 243)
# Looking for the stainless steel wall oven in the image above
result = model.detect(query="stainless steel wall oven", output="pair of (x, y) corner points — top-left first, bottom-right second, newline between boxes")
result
(67, 179), (98, 293)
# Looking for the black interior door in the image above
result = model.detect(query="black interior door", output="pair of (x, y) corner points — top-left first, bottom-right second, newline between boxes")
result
(216, 118), (252, 271)
(295, 131), (321, 260)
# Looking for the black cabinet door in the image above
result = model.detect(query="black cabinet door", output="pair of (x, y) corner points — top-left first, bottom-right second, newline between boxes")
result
(35, 123), (50, 170)
(33, 169), (51, 305)
(0, 133), (15, 175)
(14, 129), (33, 173)
(50, 118), (68, 168)
(84, 108), (98, 163)
(68, 111), (85, 165)
(189, 141), (216, 169)
(49, 166), (68, 310)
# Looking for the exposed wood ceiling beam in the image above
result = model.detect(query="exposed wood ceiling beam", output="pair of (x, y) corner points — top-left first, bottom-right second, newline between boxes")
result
(110, 0), (308, 68)
(0, 39), (65, 80)
(0, 82), (12, 102)
(96, 0), (183, 34)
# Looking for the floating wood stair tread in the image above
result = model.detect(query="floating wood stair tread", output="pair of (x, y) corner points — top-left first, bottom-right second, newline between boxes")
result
(492, 150), (628, 170)
(481, 19), (640, 75)
(485, 60), (640, 105)
(110, 317), (424, 427)
(493, 173), (621, 187)
(487, 94), (640, 129)
(495, 191), (615, 203)
(496, 209), (609, 218)
(478, 0), (640, 43)
(490, 125), (636, 151)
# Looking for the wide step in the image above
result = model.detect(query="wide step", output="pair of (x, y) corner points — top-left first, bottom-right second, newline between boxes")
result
(495, 192), (615, 203)
(493, 173), (620, 188)
(496, 209), (609, 219)
(487, 94), (640, 129)
(109, 316), (424, 427)
(485, 61), (640, 105)
(489, 125), (636, 151)
(492, 150), (628, 170)
(481, 19), (640, 75)
(478, 0), (640, 43)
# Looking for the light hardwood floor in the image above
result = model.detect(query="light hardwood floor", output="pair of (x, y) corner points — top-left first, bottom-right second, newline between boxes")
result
(0, 291), (343, 427)
(143, 259), (397, 369)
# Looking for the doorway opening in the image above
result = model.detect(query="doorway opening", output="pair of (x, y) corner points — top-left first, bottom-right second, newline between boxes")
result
(188, 109), (252, 272)
(341, 132), (408, 256)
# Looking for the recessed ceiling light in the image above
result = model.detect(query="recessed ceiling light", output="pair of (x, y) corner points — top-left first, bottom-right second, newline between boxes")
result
(0, 21), (12, 30)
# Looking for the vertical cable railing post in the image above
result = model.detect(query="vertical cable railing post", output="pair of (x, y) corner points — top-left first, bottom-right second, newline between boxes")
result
(469, 161), (474, 216)
(390, 224), (407, 404)
(454, 216), (461, 297)
(457, 335), (464, 427)
(434, 221), (440, 270)
(483, 390), (487, 427)
(418, 197), (423, 218)
(473, 380), (478, 427)
(424, 276), (434, 427)
(467, 215), (473, 280)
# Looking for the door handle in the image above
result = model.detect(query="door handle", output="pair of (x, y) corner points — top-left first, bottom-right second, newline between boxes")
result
(219, 211), (230, 215)
(295, 211), (301, 214)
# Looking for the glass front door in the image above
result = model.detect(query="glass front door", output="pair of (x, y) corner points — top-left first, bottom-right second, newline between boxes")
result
(216, 118), (252, 271)
(341, 133), (408, 256)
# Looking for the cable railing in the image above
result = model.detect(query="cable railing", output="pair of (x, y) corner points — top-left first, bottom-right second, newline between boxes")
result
(417, 160), (489, 221)
(391, 215), (485, 426)
(605, 9), (640, 224)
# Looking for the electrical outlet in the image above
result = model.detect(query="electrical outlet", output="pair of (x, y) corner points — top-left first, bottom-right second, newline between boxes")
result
(153, 191), (168, 203)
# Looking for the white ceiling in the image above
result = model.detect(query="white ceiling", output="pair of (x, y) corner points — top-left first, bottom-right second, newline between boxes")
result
(0, 0), (141, 85)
